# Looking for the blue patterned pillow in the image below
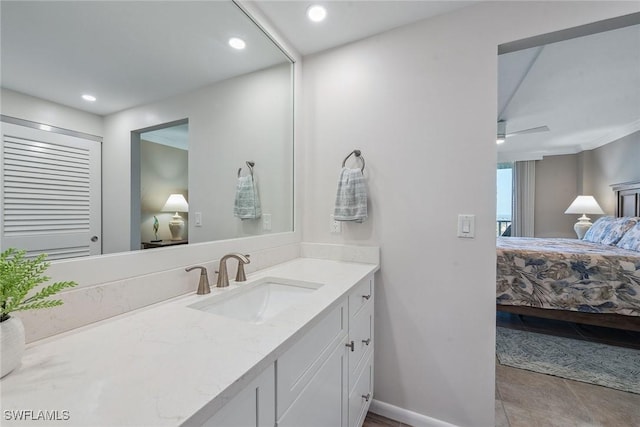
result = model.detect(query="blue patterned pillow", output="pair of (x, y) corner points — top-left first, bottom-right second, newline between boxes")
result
(583, 216), (637, 245)
(617, 222), (640, 251)
(583, 216), (615, 243)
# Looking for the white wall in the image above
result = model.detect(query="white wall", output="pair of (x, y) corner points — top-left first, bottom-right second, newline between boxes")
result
(103, 63), (293, 253)
(534, 154), (582, 238)
(1, 88), (103, 137)
(534, 132), (640, 238)
(300, 2), (640, 426)
(582, 130), (640, 214)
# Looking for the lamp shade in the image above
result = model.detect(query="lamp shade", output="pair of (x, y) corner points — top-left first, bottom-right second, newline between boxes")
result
(162, 194), (188, 213)
(564, 196), (604, 215)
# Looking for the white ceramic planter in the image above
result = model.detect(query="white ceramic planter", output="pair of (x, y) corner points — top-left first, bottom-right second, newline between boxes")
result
(1, 316), (25, 378)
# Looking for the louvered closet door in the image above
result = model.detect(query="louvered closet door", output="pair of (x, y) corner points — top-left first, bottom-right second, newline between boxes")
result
(0, 122), (101, 259)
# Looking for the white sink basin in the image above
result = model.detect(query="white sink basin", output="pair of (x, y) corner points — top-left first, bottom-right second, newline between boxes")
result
(188, 277), (323, 324)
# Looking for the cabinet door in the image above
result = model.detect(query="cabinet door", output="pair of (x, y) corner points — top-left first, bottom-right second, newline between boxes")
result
(277, 339), (348, 427)
(349, 353), (373, 427)
(201, 364), (275, 427)
(277, 302), (346, 418)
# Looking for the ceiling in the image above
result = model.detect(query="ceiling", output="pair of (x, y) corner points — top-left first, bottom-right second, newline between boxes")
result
(0, 1), (289, 116)
(1, 1), (472, 117)
(497, 24), (640, 161)
(2, 1), (638, 160)
(253, 1), (475, 56)
(141, 124), (189, 151)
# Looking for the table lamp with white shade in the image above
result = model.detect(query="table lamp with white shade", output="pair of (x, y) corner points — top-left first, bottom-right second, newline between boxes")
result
(162, 194), (189, 241)
(564, 195), (604, 239)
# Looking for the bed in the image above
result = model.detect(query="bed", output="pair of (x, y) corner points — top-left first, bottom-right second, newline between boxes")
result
(496, 181), (640, 332)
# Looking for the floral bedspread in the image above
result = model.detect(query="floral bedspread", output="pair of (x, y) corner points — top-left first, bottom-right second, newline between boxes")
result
(496, 237), (640, 317)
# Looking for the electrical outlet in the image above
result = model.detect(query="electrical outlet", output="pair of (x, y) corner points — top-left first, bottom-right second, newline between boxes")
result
(263, 213), (272, 231)
(330, 215), (342, 233)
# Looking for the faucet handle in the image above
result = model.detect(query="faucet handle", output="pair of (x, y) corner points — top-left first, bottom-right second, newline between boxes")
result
(235, 254), (251, 282)
(185, 266), (210, 295)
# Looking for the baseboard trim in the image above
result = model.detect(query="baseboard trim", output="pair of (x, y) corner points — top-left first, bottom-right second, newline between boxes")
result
(369, 399), (459, 427)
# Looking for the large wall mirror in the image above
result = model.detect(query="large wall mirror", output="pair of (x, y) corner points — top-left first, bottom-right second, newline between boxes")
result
(0, 1), (294, 259)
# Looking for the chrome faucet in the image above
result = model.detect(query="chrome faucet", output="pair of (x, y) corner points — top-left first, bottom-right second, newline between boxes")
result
(185, 266), (211, 295)
(216, 253), (251, 287)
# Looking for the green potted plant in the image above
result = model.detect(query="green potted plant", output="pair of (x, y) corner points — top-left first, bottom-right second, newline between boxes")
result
(0, 248), (77, 377)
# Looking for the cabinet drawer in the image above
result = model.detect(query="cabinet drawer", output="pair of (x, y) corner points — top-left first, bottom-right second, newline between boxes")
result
(277, 302), (347, 418)
(348, 300), (373, 391)
(348, 275), (373, 319)
(348, 352), (373, 427)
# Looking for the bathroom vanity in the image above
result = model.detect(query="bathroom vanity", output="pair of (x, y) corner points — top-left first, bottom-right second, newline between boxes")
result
(0, 257), (378, 427)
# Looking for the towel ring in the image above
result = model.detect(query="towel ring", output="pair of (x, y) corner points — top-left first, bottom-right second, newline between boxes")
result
(237, 161), (256, 177)
(342, 150), (365, 172)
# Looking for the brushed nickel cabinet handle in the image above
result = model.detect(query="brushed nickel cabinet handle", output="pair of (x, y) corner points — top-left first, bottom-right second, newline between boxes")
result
(346, 341), (355, 351)
(362, 338), (371, 346)
(362, 393), (371, 402)
(362, 294), (371, 300)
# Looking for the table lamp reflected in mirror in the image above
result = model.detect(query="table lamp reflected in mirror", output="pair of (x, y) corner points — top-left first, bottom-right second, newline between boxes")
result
(162, 194), (189, 241)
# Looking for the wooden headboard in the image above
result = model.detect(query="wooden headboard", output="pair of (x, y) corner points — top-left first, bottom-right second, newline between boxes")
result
(612, 181), (640, 217)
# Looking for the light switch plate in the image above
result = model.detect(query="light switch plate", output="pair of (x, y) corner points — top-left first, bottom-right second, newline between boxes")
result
(194, 212), (202, 227)
(457, 214), (475, 238)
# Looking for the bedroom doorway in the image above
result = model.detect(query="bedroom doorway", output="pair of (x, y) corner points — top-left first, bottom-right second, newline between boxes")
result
(495, 14), (640, 425)
(496, 14), (640, 425)
(130, 119), (189, 250)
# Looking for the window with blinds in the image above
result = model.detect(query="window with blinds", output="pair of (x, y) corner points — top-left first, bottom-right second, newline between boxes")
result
(1, 122), (101, 260)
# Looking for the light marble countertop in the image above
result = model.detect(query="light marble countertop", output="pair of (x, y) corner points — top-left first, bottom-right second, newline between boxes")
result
(0, 258), (378, 426)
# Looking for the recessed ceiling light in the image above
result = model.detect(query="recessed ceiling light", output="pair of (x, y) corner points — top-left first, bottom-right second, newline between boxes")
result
(307, 5), (327, 22)
(82, 94), (96, 102)
(228, 37), (246, 50)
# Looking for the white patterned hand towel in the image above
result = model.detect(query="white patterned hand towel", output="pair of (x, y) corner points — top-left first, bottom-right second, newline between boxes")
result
(234, 175), (261, 219)
(334, 167), (367, 222)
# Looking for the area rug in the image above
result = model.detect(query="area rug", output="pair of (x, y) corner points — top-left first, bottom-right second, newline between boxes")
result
(496, 327), (640, 394)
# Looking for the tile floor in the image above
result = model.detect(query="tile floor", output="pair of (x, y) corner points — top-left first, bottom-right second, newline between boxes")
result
(365, 314), (640, 427)
(495, 360), (640, 426)
(496, 312), (640, 427)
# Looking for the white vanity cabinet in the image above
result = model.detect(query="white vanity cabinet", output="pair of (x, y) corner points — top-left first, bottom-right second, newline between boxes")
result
(202, 273), (375, 427)
(277, 273), (375, 427)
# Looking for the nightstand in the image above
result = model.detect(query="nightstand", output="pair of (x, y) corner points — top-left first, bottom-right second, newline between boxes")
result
(141, 240), (188, 249)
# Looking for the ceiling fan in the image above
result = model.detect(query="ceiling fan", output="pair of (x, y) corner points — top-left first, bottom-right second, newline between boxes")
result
(496, 120), (549, 144)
